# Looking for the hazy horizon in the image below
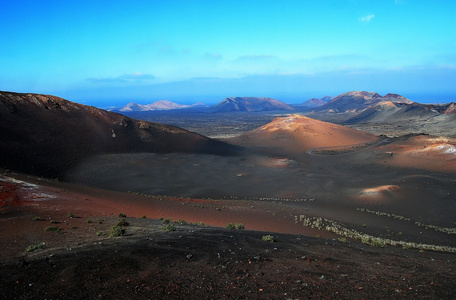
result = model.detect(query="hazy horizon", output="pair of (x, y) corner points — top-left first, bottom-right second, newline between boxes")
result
(1, 0), (455, 107)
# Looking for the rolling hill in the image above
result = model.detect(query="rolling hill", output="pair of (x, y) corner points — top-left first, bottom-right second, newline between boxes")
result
(228, 114), (379, 155)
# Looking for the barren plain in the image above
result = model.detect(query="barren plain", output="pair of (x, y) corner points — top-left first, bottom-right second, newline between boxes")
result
(1, 92), (456, 299)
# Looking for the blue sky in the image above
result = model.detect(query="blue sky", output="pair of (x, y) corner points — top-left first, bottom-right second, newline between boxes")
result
(1, 0), (455, 106)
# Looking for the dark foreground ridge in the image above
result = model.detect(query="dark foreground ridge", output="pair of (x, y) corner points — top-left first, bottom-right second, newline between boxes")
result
(1, 223), (454, 299)
(0, 91), (240, 178)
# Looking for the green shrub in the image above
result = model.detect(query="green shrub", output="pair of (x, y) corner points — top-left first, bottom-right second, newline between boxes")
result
(87, 219), (93, 224)
(226, 223), (245, 230)
(67, 212), (74, 218)
(369, 238), (385, 248)
(262, 235), (275, 242)
(32, 216), (42, 221)
(49, 220), (58, 224)
(174, 219), (187, 225)
(235, 223), (245, 230)
(44, 226), (61, 233)
(110, 226), (125, 237)
(163, 224), (176, 232)
(225, 223), (235, 229)
(338, 237), (347, 243)
(25, 242), (45, 252)
(96, 231), (106, 236)
(118, 213), (127, 218)
(361, 237), (385, 248)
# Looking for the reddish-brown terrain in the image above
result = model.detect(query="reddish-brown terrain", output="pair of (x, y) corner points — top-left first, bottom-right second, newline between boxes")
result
(1, 91), (456, 299)
(229, 114), (379, 156)
(1, 171), (455, 299)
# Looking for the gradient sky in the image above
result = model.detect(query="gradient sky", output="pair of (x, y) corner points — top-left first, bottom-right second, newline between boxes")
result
(1, 0), (456, 106)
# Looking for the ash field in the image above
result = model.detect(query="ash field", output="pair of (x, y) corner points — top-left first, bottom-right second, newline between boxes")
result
(1, 91), (455, 299)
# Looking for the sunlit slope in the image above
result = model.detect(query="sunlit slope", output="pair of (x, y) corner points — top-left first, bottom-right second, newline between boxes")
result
(229, 114), (379, 154)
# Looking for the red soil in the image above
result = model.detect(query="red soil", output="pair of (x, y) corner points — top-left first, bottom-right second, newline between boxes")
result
(0, 181), (21, 207)
(1, 172), (455, 299)
(381, 135), (456, 172)
(229, 114), (379, 154)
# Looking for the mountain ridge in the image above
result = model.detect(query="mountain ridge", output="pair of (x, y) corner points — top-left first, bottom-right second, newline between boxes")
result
(0, 91), (239, 178)
(212, 97), (294, 112)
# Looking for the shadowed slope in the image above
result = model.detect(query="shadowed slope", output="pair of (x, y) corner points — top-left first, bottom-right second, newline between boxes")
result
(228, 114), (379, 155)
(0, 91), (239, 178)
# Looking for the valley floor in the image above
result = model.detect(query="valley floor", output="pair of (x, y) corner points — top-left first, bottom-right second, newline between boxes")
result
(1, 171), (455, 299)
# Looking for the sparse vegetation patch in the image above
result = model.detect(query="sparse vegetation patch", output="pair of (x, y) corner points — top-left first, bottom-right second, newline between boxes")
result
(25, 242), (45, 252)
(225, 223), (245, 230)
(356, 207), (456, 235)
(262, 235), (275, 242)
(163, 224), (176, 232)
(44, 226), (61, 233)
(110, 226), (125, 237)
(295, 214), (456, 253)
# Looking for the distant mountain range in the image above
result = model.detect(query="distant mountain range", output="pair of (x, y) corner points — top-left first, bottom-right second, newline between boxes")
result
(211, 97), (294, 112)
(118, 97), (295, 113)
(307, 91), (456, 124)
(314, 91), (413, 113)
(118, 100), (206, 112)
(300, 96), (334, 108)
(112, 92), (456, 118)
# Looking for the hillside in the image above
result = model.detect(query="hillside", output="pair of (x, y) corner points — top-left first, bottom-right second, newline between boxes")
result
(228, 114), (379, 155)
(305, 91), (456, 129)
(211, 97), (294, 112)
(0, 91), (238, 178)
(313, 91), (413, 114)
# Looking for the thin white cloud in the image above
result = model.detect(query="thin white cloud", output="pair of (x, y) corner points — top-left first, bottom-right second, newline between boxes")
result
(360, 14), (375, 23)
(86, 73), (155, 83)
(236, 55), (278, 61)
